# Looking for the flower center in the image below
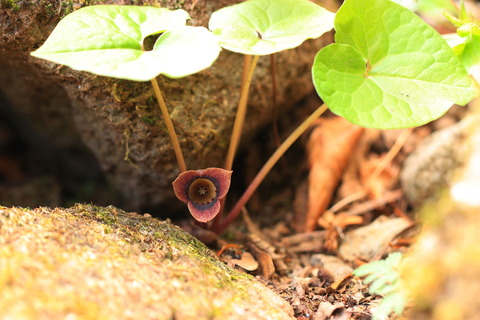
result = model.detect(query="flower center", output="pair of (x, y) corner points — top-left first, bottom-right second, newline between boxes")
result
(188, 178), (217, 205)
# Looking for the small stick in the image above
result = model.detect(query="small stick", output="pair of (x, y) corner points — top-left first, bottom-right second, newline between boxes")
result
(340, 189), (403, 217)
(328, 190), (367, 214)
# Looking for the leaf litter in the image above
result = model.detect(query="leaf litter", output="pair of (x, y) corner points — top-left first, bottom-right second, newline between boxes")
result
(214, 91), (467, 319)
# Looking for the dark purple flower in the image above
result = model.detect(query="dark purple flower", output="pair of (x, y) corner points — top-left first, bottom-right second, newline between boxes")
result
(172, 168), (232, 223)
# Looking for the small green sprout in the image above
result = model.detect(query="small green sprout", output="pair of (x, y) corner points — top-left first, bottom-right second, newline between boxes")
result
(443, 1), (480, 83)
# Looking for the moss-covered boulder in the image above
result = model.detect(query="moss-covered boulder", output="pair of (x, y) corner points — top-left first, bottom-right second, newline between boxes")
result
(0, 204), (294, 319)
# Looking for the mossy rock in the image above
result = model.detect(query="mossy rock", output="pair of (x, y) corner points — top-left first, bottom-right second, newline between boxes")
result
(0, 204), (294, 319)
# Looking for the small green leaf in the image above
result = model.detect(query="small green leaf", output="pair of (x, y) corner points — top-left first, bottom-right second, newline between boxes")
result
(458, 23), (480, 37)
(454, 33), (480, 83)
(312, 0), (478, 129)
(208, 0), (335, 55)
(445, 12), (463, 28)
(31, 5), (221, 81)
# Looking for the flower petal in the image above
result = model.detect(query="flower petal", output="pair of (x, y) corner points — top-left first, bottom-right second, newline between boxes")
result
(187, 199), (222, 222)
(199, 168), (232, 200)
(172, 170), (200, 203)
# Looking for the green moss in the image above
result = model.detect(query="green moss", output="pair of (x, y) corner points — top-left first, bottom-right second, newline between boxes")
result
(146, 0), (185, 10)
(60, 0), (74, 16)
(0, 0), (19, 10)
(141, 116), (156, 125)
(147, 96), (155, 105)
(71, 204), (119, 226)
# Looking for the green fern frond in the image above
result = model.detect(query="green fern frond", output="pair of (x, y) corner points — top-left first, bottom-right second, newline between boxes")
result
(353, 252), (408, 320)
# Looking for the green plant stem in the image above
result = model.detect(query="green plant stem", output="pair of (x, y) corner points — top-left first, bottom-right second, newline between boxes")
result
(151, 78), (187, 173)
(224, 54), (260, 171)
(213, 103), (329, 234)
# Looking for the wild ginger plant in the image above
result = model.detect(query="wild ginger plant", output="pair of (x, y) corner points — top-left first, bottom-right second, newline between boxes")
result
(208, 0), (335, 172)
(30, 0), (336, 227)
(30, 0), (478, 234)
(30, 5), (229, 222)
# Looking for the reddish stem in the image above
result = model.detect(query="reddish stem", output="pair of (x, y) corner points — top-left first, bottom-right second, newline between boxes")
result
(213, 104), (328, 234)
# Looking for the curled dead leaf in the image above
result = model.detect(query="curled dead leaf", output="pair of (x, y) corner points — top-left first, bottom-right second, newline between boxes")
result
(314, 302), (348, 320)
(230, 251), (259, 271)
(299, 117), (364, 232)
(246, 242), (275, 279)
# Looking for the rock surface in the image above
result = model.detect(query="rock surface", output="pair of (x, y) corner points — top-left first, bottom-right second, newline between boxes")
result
(401, 115), (477, 208)
(402, 109), (480, 319)
(0, 204), (295, 320)
(0, 0), (333, 212)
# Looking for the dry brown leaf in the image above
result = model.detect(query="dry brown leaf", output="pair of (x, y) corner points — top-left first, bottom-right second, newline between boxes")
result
(360, 153), (400, 198)
(300, 117), (364, 232)
(339, 216), (412, 262)
(337, 128), (380, 199)
(360, 129), (412, 198)
(246, 242), (276, 279)
(333, 127), (407, 212)
(313, 302), (348, 320)
(318, 211), (364, 252)
(230, 251), (259, 271)
(339, 189), (404, 217)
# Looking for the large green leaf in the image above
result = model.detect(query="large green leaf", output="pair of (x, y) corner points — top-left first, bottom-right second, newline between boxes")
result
(208, 0), (335, 55)
(31, 5), (221, 81)
(312, 0), (478, 129)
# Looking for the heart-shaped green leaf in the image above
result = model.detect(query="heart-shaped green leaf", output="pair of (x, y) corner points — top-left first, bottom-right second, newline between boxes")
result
(31, 5), (221, 81)
(312, 0), (478, 129)
(208, 0), (335, 55)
